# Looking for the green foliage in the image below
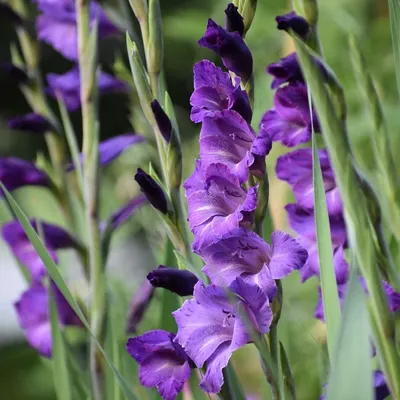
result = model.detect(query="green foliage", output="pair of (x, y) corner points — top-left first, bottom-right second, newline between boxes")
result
(311, 132), (340, 360)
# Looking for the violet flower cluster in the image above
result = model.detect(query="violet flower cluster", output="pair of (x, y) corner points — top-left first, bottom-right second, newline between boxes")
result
(126, 5), (308, 399)
(265, 11), (396, 398)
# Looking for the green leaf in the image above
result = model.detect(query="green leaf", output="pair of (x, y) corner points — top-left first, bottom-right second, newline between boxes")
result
(160, 239), (179, 332)
(388, 0), (400, 99)
(49, 285), (72, 400)
(57, 96), (84, 195)
(326, 269), (373, 400)
(0, 183), (139, 400)
(312, 131), (341, 360)
(221, 362), (247, 400)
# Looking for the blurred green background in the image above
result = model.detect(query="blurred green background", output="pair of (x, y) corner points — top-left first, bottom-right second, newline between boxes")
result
(0, 0), (397, 399)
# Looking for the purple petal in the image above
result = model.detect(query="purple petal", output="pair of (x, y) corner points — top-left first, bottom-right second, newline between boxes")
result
(199, 342), (231, 393)
(285, 203), (347, 246)
(190, 60), (251, 123)
(100, 194), (147, 231)
(269, 231), (308, 279)
(173, 283), (234, 368)
(15, 284), (52, 357)
(37, 14), (78, 60)
(66, 134), (145, 171)
(200, 110), (256, 182)
(0, 157), (50, 194)
(47, 66), (126, 111)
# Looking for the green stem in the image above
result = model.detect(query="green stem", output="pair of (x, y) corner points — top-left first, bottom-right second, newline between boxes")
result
(75, 1), (105, 399)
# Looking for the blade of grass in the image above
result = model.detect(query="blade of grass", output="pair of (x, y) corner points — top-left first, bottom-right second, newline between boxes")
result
(388, 0), (400, 99)
(0, 183), (139, 400)
(326, 269), (373, 400)
(221, 362), (247, 400)
(49, 284), (73, 400)
(312, 131), (341, 360)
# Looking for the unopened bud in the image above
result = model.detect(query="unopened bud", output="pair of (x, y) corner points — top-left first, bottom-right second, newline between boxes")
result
(135, 168), (168, 214)
(225, 3), (244, 37)
(147, 265), (198, 296)
(151, 99), (171, 143)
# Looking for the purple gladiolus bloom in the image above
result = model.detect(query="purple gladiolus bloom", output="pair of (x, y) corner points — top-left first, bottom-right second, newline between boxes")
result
(200, 110), (271, 183)
(199, 19), (253, 82)
(151, 100), (172, 143)
(276, 148), (342, 215)
(198, 228), (307, 300)
(47, 66), (126, 111)
(8, 113), (52, 134)
(190, 60), (252, 124)
(126, 280), (155, 333)
(0, 157), (50, 195)
(126, 330), (193, 400)
(66, 133), (145, 171)
(184, 162), (258, 250)
(101, 194), (147, 232)
(259, 83), (319, 147)
(0, 62), (29, 84)
(285, 203), (347, 281)
(15, 282), (81, 358)
(224, 3), (244, 36)
(173, 278), (272, 393)
(147, 265), (198, 296)
(135, 168), (168, 215)
(2, 219), (77, 281)
(276, 11), (310, 40)
(36, 1), (118, 61)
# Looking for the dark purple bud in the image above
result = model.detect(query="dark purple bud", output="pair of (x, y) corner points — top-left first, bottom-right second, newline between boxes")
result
(199, 19), (253, 82)
(0, 4), (23, 26)
(126, 280), (155, 333)
(0, 63), (29, 84)
(267, 52), (328, 89)
(224, 3), (244, 37)
(151, 100), (172, 143)
(276, 11), (310, 40)
(134, 168), (168, 214)
(147, 265), (198, 296)
(8, 113), (52, 134)
(0, 157), (50, 195)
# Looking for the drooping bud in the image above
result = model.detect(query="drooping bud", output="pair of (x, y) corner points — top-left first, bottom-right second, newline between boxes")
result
(126, 280), (155, 333)
(276, 11), (310, 40)
(147, 265), (198, 296)
(8, 113), (52, 134)
(0, 62), (29, 84)
(134, 168), (168, 214)
(150, 100), (172, 143)
(224, 3), (244, 37)
(199, 19), (253, 82)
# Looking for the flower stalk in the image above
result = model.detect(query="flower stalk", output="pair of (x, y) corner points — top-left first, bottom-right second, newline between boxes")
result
(75, 1), (105, 399)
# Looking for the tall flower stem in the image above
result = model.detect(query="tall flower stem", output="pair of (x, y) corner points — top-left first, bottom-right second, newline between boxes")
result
(75, 1), (105, 399)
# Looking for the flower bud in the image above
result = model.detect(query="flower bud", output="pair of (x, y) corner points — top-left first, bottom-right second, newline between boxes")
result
(126, 280), (155, 333)
(199, 19), (253, 82)
(151, 100), (172, 143)
(8, 113), (52, 134)
(147, 0), (164, 77)
(147, 265), (198, 296)
(0, 62), (29, 84)
(134, 168), (168, 214)
(276, 11), (310, 40)
(224, 3), (244, 37)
